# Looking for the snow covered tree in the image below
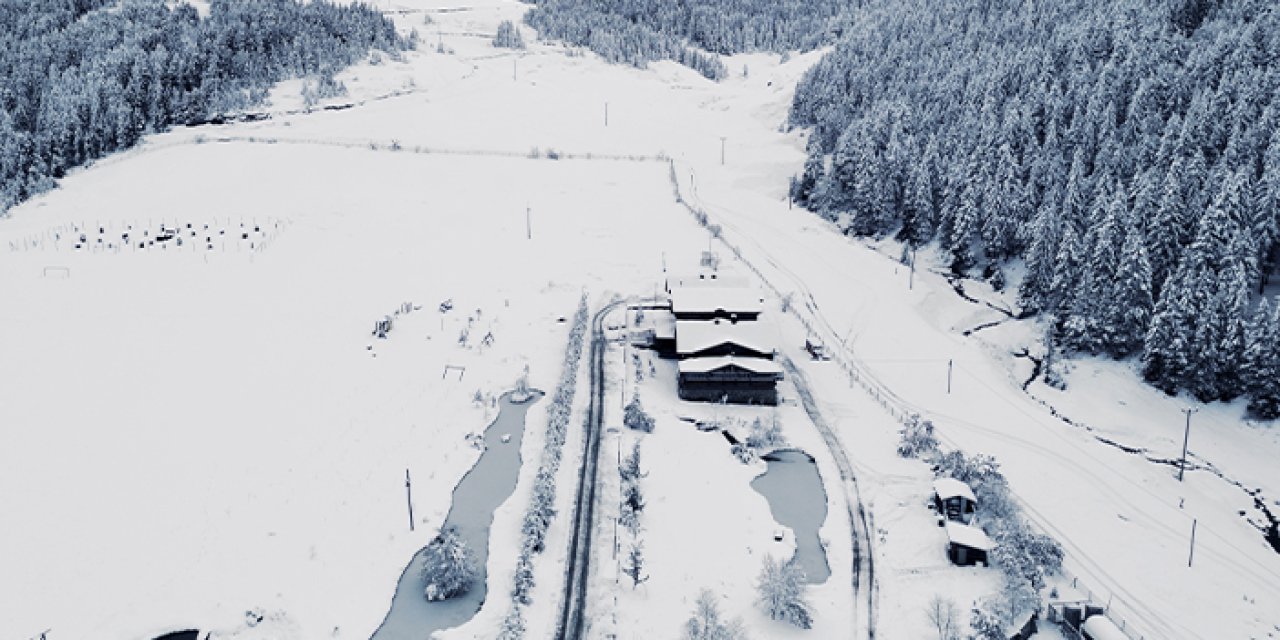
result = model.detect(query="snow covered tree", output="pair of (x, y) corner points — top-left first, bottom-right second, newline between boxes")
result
(624, 396), (655, 432)
(1103, 220), (1155, 357)
(1244, 298), (1280, 419)
(745, 415), (785, 451)
(897, 414), (938, 459)
(925, 594), (959, 640)
(969, 598), (1009, 640)
(684, 589), (748, 640)
(493, 20), (526, 49)
(421, 526), (476, 601)
(756, 556), (812, 629)
(497, 608), (526, 640)
(624, 542), (649, 588)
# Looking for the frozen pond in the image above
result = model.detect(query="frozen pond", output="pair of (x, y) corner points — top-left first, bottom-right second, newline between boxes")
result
(751, 449), (831, 584)
(372, 389), (543, 639)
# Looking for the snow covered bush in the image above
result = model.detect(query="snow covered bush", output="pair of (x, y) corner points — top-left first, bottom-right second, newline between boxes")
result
(896, 414), (938, 458)
(745, 415), (785, 451)
(497, 608), (526, 640)
(420, 526), (476, 601)
(987, 521), (1064, 593)
(493, 20), (526, 49)
(684, 589), (748, 640)
(968, 598), (1009, 640)
(624, 542), (648, 588)
(756, 556), (812, 629)
(624, 396), (655, 432)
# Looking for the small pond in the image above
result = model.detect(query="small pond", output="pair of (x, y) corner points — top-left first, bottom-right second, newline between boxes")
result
(152, 632), (199, 640)
(750, 448), (831, 584)
(372, 389), (543, 639)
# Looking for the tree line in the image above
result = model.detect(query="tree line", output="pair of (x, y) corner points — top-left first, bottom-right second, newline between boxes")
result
(521, 0), (852, 80)
(788, 0), (1280, 417)
(0, 0), (407, 212)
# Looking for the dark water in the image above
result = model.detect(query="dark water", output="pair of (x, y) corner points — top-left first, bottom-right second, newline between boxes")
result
(750, 449), (831, 584)
(371, 390), (543, 639)
(152, 632), (199, 640)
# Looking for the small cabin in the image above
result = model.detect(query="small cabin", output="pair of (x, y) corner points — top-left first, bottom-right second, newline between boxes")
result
(933, 477), (977, 524)
(676, 320), (774, 360)
(669, 287), (764, 322)
(944, 521), (995, 566)
(677, 356), (782, 405)
(1080, 615), (1128, 640)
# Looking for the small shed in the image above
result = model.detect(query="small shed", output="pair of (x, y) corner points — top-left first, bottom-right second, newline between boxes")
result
(676, 319), (775, 360)
(1081, 615), (1128, 640)
(933, 477), (977, 524)
(670, 287), (764, 322)
(944, 521), (995, 566)
(1005, 609), (1038, 640)
(677, 356), (782, 405)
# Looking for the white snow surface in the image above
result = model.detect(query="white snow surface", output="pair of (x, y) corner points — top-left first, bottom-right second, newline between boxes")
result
(2, 1), (1279, 639)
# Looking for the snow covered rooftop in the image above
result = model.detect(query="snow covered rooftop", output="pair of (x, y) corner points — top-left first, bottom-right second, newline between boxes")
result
(1081, 615), (1129, 640)
(933, 477), (977, 503)
(677, 356), (783, 375)
(670, 286), (764, 315)
(944, 522), (996, 551)
(669, 270), (750, 289)
(676, 319), (775, 356)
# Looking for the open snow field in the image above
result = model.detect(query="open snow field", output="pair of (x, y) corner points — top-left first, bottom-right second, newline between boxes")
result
(3, 1), (1279, 639)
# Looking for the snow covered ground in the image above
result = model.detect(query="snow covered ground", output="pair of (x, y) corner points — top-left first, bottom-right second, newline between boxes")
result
(2, 1), (1279, 639)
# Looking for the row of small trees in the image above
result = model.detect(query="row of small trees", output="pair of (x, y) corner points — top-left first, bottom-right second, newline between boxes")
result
(898, 416), (1064, 639)
(499, 295), (590, 639)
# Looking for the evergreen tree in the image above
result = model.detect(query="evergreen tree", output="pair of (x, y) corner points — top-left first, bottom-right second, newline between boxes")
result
(1106, 220), (1155, 357)
(421, 526), (477, 601)
(756, 556), (812, 629)
(1244, 298), (1280, 419)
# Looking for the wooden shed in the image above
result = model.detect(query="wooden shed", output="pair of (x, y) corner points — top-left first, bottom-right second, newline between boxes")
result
(933, 477), (978, 524)
(677, 356), (782, 405)
(944, 521), (995, 566)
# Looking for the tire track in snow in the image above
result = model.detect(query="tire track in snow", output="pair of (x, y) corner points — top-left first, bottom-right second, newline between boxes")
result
(556, 298), (625, 640)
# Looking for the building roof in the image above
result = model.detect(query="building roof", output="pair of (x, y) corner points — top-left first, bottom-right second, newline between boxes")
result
(934, 477), (977, 503)
(670, 287), (764, 315)
(670, 271), (750, 289)
(1081, 615), (1128, 640)
(676, 320), (775, 356)
(677, 356), (783, 375)
(944, 522), (996, 551)
(643, 309), (677, 340)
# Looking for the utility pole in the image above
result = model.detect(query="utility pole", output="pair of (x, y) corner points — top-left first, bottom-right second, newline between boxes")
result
(947, 359), (954, 394)
(720, 136), (727, 165)
(526, 205), (531, 240)
(909, 247), (916, 290)
(405, 468), (414, 532)
(513, 57), (518, 81)
(604, 101), (609, 126)
(1188, 518), (1198, 567)
(1179, 407), (1198, 482)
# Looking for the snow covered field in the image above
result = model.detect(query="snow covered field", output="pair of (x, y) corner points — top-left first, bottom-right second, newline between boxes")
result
(2, 1), (1279, 639)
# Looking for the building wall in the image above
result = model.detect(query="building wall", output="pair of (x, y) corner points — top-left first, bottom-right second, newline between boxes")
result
(677, 381), (778, 405)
